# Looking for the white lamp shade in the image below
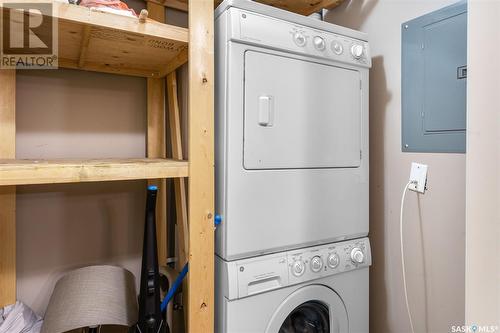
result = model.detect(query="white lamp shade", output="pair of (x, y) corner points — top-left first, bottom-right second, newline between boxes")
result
(41, 265), (138, 333)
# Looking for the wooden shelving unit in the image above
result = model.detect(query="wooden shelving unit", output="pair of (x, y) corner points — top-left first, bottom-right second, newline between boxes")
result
(0, 0), (214, 332)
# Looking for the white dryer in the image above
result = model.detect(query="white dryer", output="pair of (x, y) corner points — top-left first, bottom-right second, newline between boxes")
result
(216, 237), (371, 333)
(215, 0), (371, 260)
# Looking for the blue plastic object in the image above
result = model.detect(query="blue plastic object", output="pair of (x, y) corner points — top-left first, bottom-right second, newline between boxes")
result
(148, 185), (158, 191)
(161, 263), (189, 312)
(214, 214), (222, 227)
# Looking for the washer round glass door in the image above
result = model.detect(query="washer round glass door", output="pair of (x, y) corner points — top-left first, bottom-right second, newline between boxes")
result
(265, 285), (348, 333)
(279, 301), (329, 333)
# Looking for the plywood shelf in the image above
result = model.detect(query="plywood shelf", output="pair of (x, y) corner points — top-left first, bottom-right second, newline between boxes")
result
(1, 0), (189, 77)
(0, 158), (188, 186)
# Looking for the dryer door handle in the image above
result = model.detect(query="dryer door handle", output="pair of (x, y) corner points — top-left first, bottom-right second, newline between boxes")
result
(258, 95), (274, 127)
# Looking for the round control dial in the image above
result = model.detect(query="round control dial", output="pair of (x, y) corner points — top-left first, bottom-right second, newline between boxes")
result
(350, 247), (365, 264)
(310, 256), (323, 273)
(351, 44), (364, 59)
(313, 36), (326, 51)
(332, 41), (343, 55)
(293, 32), (307, 47)
(292, 260), (306, 276)
(327, 253), (340, 269)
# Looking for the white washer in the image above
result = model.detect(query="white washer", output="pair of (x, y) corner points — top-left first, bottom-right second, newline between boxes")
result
(216, 238), (371, 332)
(215, 0), (372, 261)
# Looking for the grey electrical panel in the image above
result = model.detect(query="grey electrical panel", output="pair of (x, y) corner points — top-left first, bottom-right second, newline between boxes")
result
(402, 1), (467, 153)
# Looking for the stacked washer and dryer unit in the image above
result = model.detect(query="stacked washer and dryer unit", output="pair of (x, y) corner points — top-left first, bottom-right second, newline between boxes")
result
(215, 1), (372, 332)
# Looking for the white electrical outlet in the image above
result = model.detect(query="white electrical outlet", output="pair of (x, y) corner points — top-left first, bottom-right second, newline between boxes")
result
(409, 162), (428, 193)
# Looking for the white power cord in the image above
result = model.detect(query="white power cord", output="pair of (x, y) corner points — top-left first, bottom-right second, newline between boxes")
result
(400, 180), (416, 333)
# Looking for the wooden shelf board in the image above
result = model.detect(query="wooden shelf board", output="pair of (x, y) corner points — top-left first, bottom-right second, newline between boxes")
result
(258, 0), (345, 15)
(0, 158), (188, 186)
(161, 0), (344, 16)
(1, 0), (189, 77)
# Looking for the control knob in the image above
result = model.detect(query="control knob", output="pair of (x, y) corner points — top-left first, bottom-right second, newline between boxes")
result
(292, 260), (306, 276)
(351, 44), (364, 59)
(310, 256), (323, 272)
(332, 41), (343, 55)
(327, 253), (340, 269)
(313, 36), (326, 51)
(293, 32), (307, 47)
(350, 247), (365, 264)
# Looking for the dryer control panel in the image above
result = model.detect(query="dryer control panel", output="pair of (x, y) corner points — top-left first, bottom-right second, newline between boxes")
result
(218, 238), (372, 300)
(226, 7), (371, 68)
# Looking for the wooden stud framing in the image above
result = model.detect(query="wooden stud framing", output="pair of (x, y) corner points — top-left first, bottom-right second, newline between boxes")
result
(147, 1), (168, 266)
(167, 72), (189, 267)
(164, 0), (189, 12)
(158, 0), (345, 16)
(147, 1), (166, 22)
(187, 0), (215, 332)
(0, 70), (16, 307)
(160, 49), (189, 77)
(147, 77), (168, 266)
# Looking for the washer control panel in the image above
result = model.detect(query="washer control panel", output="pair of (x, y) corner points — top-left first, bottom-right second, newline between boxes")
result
(222, 238), (372, 300)
(286, 238), (371, 285)
(231, 8), (371, 68)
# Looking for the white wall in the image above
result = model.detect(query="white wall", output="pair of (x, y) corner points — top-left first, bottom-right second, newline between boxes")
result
(466, 0), (500, 327)
(325, 1), (465, 332)
(16, 69), (147, 315)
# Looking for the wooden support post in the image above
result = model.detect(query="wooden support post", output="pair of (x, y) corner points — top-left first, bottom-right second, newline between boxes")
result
(147, 1), (167, 266)
(147, 78), (167, 266)
(166, 72), (188, 267)
(0, 70), (16, 307)
(187, 0), (215, 332)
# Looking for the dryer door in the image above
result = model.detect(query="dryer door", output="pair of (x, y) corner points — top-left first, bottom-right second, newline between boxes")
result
(265, 285), (348, 333)
(244, 50), (361, 170)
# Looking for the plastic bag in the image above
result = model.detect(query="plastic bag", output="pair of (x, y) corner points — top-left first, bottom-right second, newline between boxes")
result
(0, 301), (42, 333)
(79, 0), (137, 17)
